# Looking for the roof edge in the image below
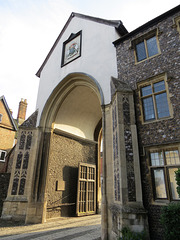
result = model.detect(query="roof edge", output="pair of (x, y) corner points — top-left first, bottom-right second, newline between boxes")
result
(72, 12), (121, 27)
(36, 12), (128, 78)
(36, 12), (74, 78)
(113, 4), (180, 46)
(0, 95), (17, 131)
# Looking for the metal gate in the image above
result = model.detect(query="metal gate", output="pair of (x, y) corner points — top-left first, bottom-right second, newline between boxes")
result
(76, 163), (96, 216)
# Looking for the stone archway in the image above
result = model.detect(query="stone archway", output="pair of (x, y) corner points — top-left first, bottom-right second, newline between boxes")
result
(36, 73), (104, 221)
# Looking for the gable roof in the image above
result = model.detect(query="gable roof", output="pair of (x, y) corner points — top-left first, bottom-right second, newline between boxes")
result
(36, 12), (128, 78)
(0, 95), (17, 131)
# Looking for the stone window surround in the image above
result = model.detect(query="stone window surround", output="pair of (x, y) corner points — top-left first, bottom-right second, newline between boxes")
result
(137, 73), (173, 124)
(130, 28), (161, 64)
(146, 144), (180, 203)
(173, 15), (180, 35)
(0, 149), (7, 162)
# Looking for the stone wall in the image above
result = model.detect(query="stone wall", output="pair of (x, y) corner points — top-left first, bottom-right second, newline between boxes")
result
(0, 98), (16, 173)
(108, 80), (148, 239)
(116, 10), (180, 240)
(116, 12), (180, 146)
(46, 131), (97, 219)
(0, 173), (10, 216)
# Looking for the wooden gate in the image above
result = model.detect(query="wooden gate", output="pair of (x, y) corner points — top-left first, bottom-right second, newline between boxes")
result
(76, 163), (96, 216)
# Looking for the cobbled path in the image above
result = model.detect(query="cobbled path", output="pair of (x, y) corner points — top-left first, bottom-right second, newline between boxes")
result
(0, 214), (101, 240)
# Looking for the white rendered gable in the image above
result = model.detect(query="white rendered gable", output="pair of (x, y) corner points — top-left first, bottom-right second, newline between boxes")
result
(36, 16), (121, 126)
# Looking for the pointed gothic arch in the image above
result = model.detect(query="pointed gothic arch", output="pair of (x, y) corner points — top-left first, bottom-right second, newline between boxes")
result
(39, 72), (104, 131)
(34, 72), (104, 221)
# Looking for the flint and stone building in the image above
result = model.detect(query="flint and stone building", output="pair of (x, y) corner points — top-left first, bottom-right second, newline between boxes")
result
(1, 5), (180, 240)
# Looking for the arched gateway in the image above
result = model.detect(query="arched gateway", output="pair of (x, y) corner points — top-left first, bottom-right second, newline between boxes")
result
(38, 73), (103, 220)
(2, 12), (149, 240)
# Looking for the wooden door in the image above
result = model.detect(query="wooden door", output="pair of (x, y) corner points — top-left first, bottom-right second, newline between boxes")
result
(76, 163), (96, 216)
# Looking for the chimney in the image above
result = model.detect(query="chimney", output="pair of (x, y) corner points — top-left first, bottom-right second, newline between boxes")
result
(17, 98), (28, 125)
(9, 109), (13, 116)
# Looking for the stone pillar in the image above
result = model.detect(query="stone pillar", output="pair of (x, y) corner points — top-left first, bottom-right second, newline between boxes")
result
(1, 111), (41, 222)
(1, 127), (40, 221)
(106, 78), (149, 239)
(25, 130), (51, 224)
(101, 104), (113, 240)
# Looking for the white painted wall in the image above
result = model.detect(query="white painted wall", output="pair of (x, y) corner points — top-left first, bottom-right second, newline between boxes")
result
(36, 16), (120, 126)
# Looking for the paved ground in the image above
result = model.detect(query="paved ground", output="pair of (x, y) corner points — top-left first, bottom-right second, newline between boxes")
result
(0, 214), (101, 240)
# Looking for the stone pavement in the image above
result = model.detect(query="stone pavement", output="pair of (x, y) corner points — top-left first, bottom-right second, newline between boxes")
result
(0, 214), (101, 240)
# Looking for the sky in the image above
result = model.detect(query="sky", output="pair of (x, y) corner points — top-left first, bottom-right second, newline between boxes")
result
(0, 0), (179, 119)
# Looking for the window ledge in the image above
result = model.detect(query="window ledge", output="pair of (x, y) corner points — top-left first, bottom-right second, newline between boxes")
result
(135, 53), (161, 65)
(140, 115), (173, 125)
(151, 199), (180, 206)
(150, 200), (170, 206)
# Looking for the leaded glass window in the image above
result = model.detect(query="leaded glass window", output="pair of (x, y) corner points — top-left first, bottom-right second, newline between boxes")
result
(11, 178), (19, 195)
(16, 152), (23, 169)
(150, 148), (180, 201)
(146, 36), (158, 57)
(19, 133), (26, 150)
(141, 80), (170, 122)
(136, 35), (159, 62)
(23, 152), (29, 169)
(26, 134), (32, 150)
(153, 169), (167, 199)
(155, 93), (169, 118)
(136, 42), (146, 61)
(11, 170), (20, 195)
(18, 178), (26, 195)
(142, 97), (155, 121)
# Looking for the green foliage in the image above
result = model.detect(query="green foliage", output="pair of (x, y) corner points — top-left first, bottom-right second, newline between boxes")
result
(117, 226), (147, 240)
(160, 202), (180, 240)
(175, 168), (180, 198)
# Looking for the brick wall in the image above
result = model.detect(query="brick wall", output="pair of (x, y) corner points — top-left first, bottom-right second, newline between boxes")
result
(116, 10), (180, 240)
(0, 125), (15, 150)
(0, 99), (16, 173)
(0, 128), (15, 172)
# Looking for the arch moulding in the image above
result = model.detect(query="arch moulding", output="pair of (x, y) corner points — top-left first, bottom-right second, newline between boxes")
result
(39, 72), (104, 131)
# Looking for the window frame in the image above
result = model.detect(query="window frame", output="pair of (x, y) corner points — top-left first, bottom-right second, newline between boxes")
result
(137, 73), (173, 124)
(0, 150), (7, 162)
(148, 146), (180, 202)
(136, 36), (159, 62)
(131, 28), (161, 63)
(173, 16), (180, 36)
